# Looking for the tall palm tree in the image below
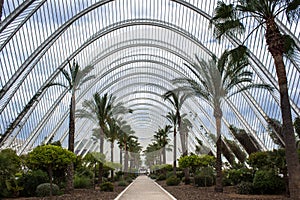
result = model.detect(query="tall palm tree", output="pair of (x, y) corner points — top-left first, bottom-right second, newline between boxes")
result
(163, 91), (190, 156)
(174, 49), (272, 192)
(211, 1), (300, 197)
(153, 125), (172, 164)
(166, 110), (178, 175)
(58, 60), (95, 152)
(105, 118), (120, 180)
(128, 138), (142, 172)
(117, 128), (137, 173)
(76, 92), (130, 183)
(163, 91), (190, 180)
(55, 60), (94, 191)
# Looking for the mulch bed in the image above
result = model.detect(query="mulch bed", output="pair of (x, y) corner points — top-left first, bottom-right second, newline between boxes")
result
(3, 183), (127, 200)
(157, 180), (289, 200)
(5, 179), (290, 200)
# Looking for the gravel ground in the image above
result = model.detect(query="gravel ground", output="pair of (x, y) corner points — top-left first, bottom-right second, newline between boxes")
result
(157, 180), (289, 200)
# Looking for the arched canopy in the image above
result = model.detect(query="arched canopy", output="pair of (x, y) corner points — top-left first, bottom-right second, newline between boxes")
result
(0, 0), (299, 163)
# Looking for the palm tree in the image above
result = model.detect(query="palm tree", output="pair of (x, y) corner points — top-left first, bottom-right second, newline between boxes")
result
(55, 60), (94, 191)
(163, 91), (190, 180)
(153, 125), (172, 164)
(166, 110), (178, 175)
(76, 92), (130, 183)
(117, 128), (137, 173)
(105, 118), (120, 180)
(211, 1), (300, 197)
(174, 49), (272, 192)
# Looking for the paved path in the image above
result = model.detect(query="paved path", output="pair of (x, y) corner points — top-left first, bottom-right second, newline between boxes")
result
(115, 175), (177, 200)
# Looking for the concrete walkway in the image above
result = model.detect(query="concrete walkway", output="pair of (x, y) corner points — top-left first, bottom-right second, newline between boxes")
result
(115, 175), (177, 200)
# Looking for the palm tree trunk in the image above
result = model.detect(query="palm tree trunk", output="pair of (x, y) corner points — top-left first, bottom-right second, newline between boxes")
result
(111, 142), (114, 180)
(179, 115), (189, 183)
(173, 127), (177, 176)
(214, 107), (223, 192)
(120, 148), (123, 169)
(124, 145), (129, 173)
(98, 128), (104, 184)
(163, 146), (166, 164)
(66, 92), (75, 193)
(266, 18), (300, 199)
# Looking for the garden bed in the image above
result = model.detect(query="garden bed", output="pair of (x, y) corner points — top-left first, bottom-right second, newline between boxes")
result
(157, 180), (289, 200)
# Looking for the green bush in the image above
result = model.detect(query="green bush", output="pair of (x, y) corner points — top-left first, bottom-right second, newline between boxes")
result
(166, 176), (180, 186)
(253, 170), (285, 194)
(100, 182), (114, 192)
(194, 175), (214, 187)
(19, 169), (48, 197)
(176, 171), (184, 180)
(35, 183), (60, 197)
(223, 168), (254, 186)
(156, 174), (166, 181)
(118, 180), (128, 186)
(149, 174), (157, 179)
(125, 177), (133, 183)
(74, 175), (92, 189)
(236, 182), (254, 194)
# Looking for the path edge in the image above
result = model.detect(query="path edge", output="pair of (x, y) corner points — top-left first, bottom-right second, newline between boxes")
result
(152, 178), (177, 200)
(114, 177), (136, 200)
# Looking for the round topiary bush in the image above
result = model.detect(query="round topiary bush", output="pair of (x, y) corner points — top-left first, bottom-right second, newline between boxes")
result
(194, 175), (214, 187)
(35, 183), (60, 197)
(100, 182), (114, 192)
(166, 176), (180, 186)
(237, 181), (254, 194)
(253, 170), (285, 194)
(74, 175), (92, 189)
(118, 180), (128, 186)
(156, 174), (166, 181)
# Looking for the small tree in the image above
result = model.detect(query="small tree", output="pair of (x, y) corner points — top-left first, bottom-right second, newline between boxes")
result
(26, 145), (76, 197)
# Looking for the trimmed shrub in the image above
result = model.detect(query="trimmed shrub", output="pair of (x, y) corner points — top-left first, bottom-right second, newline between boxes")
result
(156, 174), (166, 181)
(125, 177), (133, 183)
(19, 169), (48, 197)
(149, 174), (157, 179)
(118, 180), (128, 186)
(74, 175), (92, 189)
(223, 168), (254, 186)
(166, 176), (180, 186)
(194, 175), (214, 187)
(253, 170), (285, 194)
(237, 182), (254, 194)
(100, 182), (114, 192)
(35, 183), (60, 197)
(176, 171), (184, 180)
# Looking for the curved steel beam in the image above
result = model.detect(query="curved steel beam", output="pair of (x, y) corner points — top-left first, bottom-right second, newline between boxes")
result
(0, 0), (35, 32)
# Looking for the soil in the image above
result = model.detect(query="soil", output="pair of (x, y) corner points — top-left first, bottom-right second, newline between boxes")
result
(5, 179), (290, 200)
(157, 180), (289, 200)
(3, 183), (126, 200)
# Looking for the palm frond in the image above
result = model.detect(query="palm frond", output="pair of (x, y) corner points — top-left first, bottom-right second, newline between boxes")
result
(228, 83), (273, 98)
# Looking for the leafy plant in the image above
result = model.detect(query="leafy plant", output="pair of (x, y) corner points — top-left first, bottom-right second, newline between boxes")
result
(19, 169), (48, 197)
(35, 183), (60, 197)
(166, 176), (180, 186)
(74, 175), (92, 189)
(236, 182), (254, 195)
(100, 182), (114, 192)
(253, 170), (285, 194)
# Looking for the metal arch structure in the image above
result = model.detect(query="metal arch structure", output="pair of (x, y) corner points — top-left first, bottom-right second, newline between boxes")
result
(0, 1), (299, 163)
